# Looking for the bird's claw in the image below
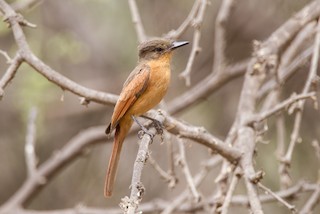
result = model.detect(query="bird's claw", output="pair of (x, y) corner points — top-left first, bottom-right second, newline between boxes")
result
(138, 129), (154, 141)
(147, 119), (164, 135)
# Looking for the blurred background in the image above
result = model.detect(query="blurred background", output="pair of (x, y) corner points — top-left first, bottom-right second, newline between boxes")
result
(0, 0), (319, 213)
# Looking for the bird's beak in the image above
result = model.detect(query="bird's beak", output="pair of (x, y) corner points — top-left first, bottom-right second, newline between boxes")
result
(171, 41), (189, 50)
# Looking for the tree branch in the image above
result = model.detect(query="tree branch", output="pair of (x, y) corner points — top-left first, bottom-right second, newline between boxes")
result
(0, 0), (118, 105)
(24, 107), (39, 179)
(0, 51), (23, 100)
(282, 17), (320, 177)
(128, 0), (147, 43)
(160, 110), (242, 163)
(179, 0), (208, 86)
(177, 138), (201, 202)
(165, 0), (202, 39)
(0, 126), (106, 211)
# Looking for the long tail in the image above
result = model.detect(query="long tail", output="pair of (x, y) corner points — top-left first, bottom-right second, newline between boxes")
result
(104, 117), (132, 197)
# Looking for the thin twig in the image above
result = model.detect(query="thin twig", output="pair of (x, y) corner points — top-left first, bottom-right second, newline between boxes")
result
(230, 181), (317, 205)
(177, 138), (201, 202)
(230, 3), (320, 213)
(257, 182), (296, 212)
(11, 0), (45, 12)
(165, 0), (202, 39)
(128, 0), (146, 43)
(0, 126), (106, 211)
(211, 160), (233, 212)
(275, 102), (289, 189)
(160, 110), (242, 163)
(220, 167), (242, 214)
(213, 0), (235, 74)
(0, 51), (23, 100)
(179, 26), (201, 86)
(311, 140), (320, 161)
(165, 131), (176, 187)
(168, 59), (247, 115)
(300, 184), (320, 214)
(283, 18), (320, 167)
(148, 153), (177, 189)
(280, 21), (316, 69)
(258, 45), (313, 99)
(251, 92), (316, 124)
(161, 157), (221, 214)
(0, 0), (118, 105)
(2, 181), (316, 214)
(0, 49), (12, 63)
(179, 0), (207, 86)
(25, 107), (39, 178)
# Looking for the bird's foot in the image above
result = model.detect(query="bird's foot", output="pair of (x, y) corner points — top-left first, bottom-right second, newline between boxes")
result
(140, 115), (164, 135)
(138, 129), (154, 140)
(132, 115), (155, 140)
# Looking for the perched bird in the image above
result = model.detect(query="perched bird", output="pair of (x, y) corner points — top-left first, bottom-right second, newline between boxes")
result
(104, 38), (189, 197)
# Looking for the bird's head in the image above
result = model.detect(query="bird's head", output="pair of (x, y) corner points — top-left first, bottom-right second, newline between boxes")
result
(138, 38), (189, 61)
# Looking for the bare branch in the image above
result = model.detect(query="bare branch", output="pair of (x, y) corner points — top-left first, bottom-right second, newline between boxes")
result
(227, 2), (320, 212)
(0, 51), (23, 100)
(125, 133), (151, 213)
(179, 0), (208, 86)
(11, 0), (46, 12)
(128, 0), (147, 43)
(1, 1), (320, 213)
(251, 92), (316, 124)
(148, 154), (177, 188)
(161, 157), (221, 214)
(177, 138), (201, 202)
(0, 49), (12, 63)
(231, 181), (318, 206)
(24, 53), (118, 105)
(220, 168), (241, 214)
(280, 21), (316, 69)
(125, 112), (166, 213)
(165, 0), (202, 39)
(159, 110), (242, 163)
(0, 126), (106, 211)
(257, 182), (296, 212)
(24, 107), (40, 179)
(283, 18), (320, 169)
(311, 140), (320, 161)
(300, 185), (320, 214)
(213, 0), (235, 74)
(0, 0), (118, 105)
(165, 131), (176, 186)
(258, 45), (313, 99)
(169, 59), (248, 114)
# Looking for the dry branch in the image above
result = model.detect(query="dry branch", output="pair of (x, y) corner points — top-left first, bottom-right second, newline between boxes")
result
(128, 0), (147, 43)
(0, 0), (320, 214)
(0, 126), (106, 211)
(0, 0), (118, 105)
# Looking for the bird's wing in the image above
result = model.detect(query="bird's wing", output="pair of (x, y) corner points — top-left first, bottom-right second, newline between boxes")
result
(110, 63), (150, 129)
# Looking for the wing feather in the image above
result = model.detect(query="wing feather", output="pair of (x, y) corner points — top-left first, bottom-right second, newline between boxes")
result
(109, 63), (150, 130)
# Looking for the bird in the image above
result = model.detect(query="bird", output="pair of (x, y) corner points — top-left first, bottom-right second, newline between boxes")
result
(104, 38), (189, 197)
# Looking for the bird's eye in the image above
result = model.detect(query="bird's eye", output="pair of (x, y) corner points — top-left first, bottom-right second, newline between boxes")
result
(155, 47), (164, 52)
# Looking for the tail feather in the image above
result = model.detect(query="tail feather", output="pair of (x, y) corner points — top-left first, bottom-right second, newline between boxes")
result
(104, 118), (132, 197)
